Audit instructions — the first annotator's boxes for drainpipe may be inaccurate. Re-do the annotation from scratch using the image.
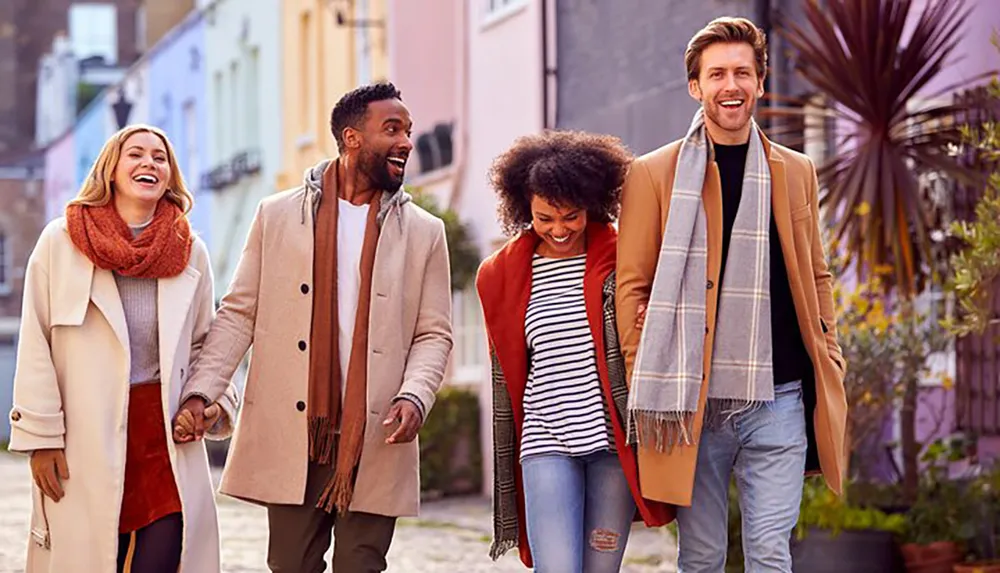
[755,0,774,128]
[541,0,557,129]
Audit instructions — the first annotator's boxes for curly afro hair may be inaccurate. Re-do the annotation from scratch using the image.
[330,82,403,152]
[489,130,633,237]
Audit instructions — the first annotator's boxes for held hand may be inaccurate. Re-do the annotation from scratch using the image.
[30,449,69,502]
[636,303,647,331]
[383,400,422,445]
[172,396,209,443]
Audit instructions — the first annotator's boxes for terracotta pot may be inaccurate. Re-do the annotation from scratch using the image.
[954,561,1000,573]
[902,542,963,573]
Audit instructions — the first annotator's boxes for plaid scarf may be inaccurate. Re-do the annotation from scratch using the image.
[628,109,774,451]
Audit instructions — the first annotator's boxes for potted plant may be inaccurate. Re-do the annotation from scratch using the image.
[954,464,1000,573]
[789,478,907,573]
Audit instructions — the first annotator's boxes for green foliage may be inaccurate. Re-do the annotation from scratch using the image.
[945,52,1000,337]
[796,478,908,540]
[77,83,102,114]
[418,386,482,496]
[410,190,481,292]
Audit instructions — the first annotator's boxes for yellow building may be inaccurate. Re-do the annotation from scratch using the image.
[278,0,389,189]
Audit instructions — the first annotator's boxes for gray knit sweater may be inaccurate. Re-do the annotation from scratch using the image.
[114,222,160,384]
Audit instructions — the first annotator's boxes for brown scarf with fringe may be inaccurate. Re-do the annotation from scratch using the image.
[65,199,192,279]
[309,162,381,514]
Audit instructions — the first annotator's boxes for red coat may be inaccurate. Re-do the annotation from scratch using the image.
[477,222,674,567]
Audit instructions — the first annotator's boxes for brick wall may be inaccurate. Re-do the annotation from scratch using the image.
[0,176,45,321]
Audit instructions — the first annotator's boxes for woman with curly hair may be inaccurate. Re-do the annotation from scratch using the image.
[477,130,673,572]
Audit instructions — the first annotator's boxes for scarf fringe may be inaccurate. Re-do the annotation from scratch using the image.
[704,398,767,429]
[489,537,518,562]
[628,409,696,453]
[308,417,336,464]
[316,469,354,515]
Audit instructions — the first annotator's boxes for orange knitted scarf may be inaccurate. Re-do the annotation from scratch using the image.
[66,199,192,279]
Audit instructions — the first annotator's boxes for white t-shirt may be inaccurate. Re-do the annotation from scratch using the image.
[337,198,371,400]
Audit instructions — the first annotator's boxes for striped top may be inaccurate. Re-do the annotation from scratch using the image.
[520,253,614,461]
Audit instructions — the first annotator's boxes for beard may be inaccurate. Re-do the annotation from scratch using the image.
[358,148,403,193]
[703,92,756,134]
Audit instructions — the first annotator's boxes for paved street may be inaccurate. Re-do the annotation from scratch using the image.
[0,453,677,572]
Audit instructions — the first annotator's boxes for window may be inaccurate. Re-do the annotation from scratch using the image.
[183,101,198,192]
[246,48,260,146]
[135,1,147,53]
[486,0,521,13]
[299,11,313,134]
[229,61,241,156]
[214,71,225,158]
[0,232,11,295]
[355,0,372,85]
[69,3,118,64]
[483,0,527,22]
[451,286,487,384]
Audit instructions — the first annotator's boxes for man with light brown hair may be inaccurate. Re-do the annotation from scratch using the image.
[617,17,847,572]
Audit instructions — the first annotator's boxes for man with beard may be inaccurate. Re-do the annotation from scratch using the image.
[616,18,847,572]
[174,82,453,572]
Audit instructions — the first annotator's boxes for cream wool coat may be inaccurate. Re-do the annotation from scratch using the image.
[7,218,238,573]
[182,171,454,518]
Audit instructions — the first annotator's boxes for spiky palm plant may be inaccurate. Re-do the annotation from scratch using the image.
[767,0,992,501]
[769,0,987,295]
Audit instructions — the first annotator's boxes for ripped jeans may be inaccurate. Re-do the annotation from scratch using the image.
[521,450,636,572]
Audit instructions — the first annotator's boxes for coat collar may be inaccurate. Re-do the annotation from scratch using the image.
[51,221,201,378]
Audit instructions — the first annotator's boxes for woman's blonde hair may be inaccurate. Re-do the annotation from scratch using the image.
[69,124,194,214]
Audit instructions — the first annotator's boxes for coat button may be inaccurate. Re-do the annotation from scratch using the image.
[296,401,306,412]
[10,410,20,422]
[707,280,715,289]
[300,284,309,294]
[298,340,307,351]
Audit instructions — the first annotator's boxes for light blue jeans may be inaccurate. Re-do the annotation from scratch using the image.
[677,380,808,573]
[521,450,636,572]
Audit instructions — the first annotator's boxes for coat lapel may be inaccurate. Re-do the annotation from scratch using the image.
[764,135,801,298]
[90,268,130,357]
[157,265,201,391]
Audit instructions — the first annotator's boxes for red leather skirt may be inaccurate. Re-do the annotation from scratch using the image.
[119,381,182,534]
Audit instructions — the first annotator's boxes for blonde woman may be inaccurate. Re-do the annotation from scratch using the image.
[7,124,238,573]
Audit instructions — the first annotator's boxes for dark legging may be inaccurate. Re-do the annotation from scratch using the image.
[116,512,183,573]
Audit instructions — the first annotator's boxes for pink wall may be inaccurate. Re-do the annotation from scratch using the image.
[387,0,462,144]
[43,131,76,222]
[913,0,998,96]
[460,0,544,254]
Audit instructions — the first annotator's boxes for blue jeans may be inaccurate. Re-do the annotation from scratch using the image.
[677,380,808,573]
[521,450,636,572]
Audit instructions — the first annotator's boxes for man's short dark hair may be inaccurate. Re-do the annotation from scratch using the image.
[330,82,403,152]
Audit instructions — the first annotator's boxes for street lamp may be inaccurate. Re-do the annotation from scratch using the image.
[112,87,132,130]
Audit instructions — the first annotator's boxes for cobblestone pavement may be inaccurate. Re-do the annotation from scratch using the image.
[0,453,677,572]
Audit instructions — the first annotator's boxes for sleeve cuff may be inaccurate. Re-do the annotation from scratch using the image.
[393,393,426,422]
[8,406,65,452]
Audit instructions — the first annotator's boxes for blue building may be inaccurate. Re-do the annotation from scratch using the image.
[148,11,211,245]
[73,99,109,191]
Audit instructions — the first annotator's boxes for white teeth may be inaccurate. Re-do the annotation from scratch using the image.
[134,174,157,183]
[387,157,406,166]
[552,236,570,243]
[721,100,743,107]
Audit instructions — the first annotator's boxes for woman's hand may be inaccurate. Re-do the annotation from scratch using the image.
[636,303,647,331]
[173,401,221,443]
[30,449,69,502]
